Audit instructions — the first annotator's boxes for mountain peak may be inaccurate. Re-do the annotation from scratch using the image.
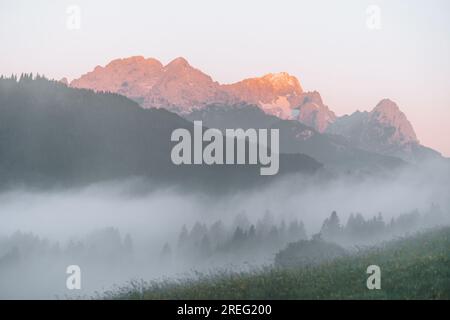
[70,56,164,94]
[373,98,400,114]
[327,98,420,160]
[369,99,418,144]
[69,56,417,145]
[165,57,191,69]
[106,56,162,68]
[221,72,304,119]
[293,91,336,132]
[261,72,303,93]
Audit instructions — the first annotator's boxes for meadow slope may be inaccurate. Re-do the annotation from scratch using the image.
[104,227,450,300]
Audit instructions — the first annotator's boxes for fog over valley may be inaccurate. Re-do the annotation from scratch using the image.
[0,73,449,299]
[1,159,449,298]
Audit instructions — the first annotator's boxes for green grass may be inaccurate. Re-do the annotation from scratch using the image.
[104,227,450,300]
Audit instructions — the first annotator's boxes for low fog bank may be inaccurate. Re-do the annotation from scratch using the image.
[0,160,449,299]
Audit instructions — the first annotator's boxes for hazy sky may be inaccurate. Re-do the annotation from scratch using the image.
[1,0,449,156]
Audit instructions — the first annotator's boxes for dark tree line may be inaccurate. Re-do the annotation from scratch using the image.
[319,203,445,244]
[167,203,447,264]
[170,211,307,262]
[275,203,447,268]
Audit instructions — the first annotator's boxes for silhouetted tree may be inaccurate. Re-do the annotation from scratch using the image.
[320,211,342,241]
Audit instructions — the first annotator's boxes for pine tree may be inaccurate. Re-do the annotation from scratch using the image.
[320,211,342,241]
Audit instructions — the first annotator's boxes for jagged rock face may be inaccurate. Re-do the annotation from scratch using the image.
[142,57,236,113]
[368,99,418,146]
[326,99,429,161]
[70,57,429,149]
[185,104,407,171]
[71,56,164,97]
[72,56,237,113]
[69,58,441,163]
[70,56,334,131]
[222,72,304,119]
[292,92,336,133]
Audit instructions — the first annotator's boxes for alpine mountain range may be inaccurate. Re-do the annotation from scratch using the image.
[70,56,442,164]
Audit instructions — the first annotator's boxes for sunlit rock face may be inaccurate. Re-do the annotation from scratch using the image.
[71,56,333,131]
[222,72,304,119]
[71,56,431,159]
[71,56,232,113]
[71,56,165,96]
[291,91,337,133]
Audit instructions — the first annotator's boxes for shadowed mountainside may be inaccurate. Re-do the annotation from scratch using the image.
[0,75,322,190]
[186,103,406,172]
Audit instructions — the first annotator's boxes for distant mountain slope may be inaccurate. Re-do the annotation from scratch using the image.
[71,56,233,114]
[0,76,321,190]
[186,104,405,172]
[70,56,443,163]
[327,99,442,162]
[291,91,336,133]
[222,72,304,119]
[70,56,333,132]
